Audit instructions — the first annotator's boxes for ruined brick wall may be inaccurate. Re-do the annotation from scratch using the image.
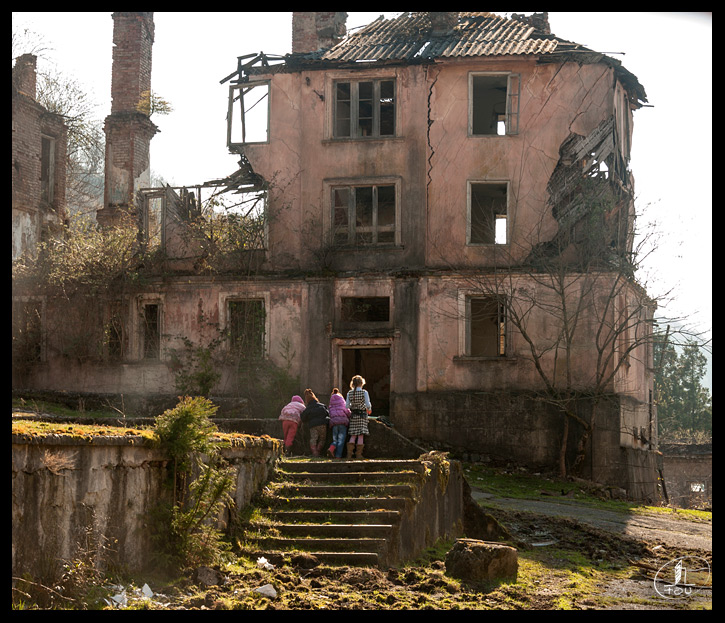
[12,54,68,259]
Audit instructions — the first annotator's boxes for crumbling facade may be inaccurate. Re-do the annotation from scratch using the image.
[12,12,660,498]
[12,53,68,260]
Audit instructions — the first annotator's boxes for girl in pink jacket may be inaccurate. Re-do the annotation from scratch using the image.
[327,388,351,458]
[279,395,305,455]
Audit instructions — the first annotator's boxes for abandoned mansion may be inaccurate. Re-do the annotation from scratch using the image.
[12,12,660,499]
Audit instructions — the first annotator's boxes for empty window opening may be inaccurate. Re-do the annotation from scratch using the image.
[470,297,506,357]
[341,347,391,417]
[228,299,266,358]
[470,182,508,244]
[341,297,390,322]
[334,79,395,138]
[40,136,56,203]
[143,303,160,360]
[690,482,706,493]
[228,81,269,147]
[470,73,519,136]
[333,184,396,246]
[106,301,126,361]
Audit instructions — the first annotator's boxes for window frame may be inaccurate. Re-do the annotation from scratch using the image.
[467,180,509,246]
[227,80,271,150]
[332,77,397,139]
[220,292,271,359]
[458,291,509,358]
[468,72,520,137]
[326,177,401,248]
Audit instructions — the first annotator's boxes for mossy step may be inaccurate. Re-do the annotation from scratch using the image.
[280,471,419,484]
[276,483,415,498]
[243,536,389,554]
[268,496,409,512]
[239,548,380,567]
[281,459,425,474]
[267,510,401,524]
[254,523,395,539]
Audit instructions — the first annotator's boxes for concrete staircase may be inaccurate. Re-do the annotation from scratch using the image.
[238,457,430,567]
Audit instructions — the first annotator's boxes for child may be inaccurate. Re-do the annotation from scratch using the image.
[300,388,329,457]
[327,388,351,458]
[345,375,371,459]
[278,395,305,455]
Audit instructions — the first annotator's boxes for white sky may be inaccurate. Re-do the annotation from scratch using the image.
[12,11,712,383]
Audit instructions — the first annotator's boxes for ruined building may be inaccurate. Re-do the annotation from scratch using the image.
[12,53,68,260]
[12,12,660,499]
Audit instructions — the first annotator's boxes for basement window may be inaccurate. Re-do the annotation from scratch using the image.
[341,297,390,322]
[469,297,507,357]
[227,81,270,149]
[332,182,397,246]
[334,78,396,138]
[469,73,520,136]
[228,299,266,358]
[469,182,508,245]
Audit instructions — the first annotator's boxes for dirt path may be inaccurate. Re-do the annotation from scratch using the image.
[471,488,712,552]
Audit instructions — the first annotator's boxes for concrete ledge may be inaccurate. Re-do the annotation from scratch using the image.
[12,432,281,579]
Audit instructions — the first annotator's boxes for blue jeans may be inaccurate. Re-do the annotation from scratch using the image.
[331,425,348,458]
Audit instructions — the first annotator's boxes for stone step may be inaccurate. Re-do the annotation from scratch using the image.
[267,510,401,524]
[240,547,381,567]
[244,536,389,555]
[276,483,415,498]
[268,496,409,512]
[281,459,425,474]
[253,523,396,539]
[279,471,419,485]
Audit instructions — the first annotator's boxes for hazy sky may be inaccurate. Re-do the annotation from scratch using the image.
[12,12,712,382]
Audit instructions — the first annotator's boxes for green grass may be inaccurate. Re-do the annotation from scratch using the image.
[462,463,712,522]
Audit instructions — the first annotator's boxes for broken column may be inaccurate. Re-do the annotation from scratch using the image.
[98,11,158,227]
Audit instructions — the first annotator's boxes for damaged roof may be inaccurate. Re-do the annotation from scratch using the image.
[316,12,561,61]
[294,11,648,107]
[227,12,646,107]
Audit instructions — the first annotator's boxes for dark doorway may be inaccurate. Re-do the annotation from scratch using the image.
[341,347,390,417]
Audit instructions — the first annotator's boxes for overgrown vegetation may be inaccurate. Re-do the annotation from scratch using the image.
[150,397,236,571]
[654,333,712,442]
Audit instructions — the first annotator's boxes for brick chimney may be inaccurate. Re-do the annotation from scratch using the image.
[292,12,347,53]
[98,12,158,227]
[12,54,37,99]
[429,12,458,36]
[511,12,551,35]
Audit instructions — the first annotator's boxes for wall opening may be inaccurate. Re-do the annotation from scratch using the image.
[341,347,390,417]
